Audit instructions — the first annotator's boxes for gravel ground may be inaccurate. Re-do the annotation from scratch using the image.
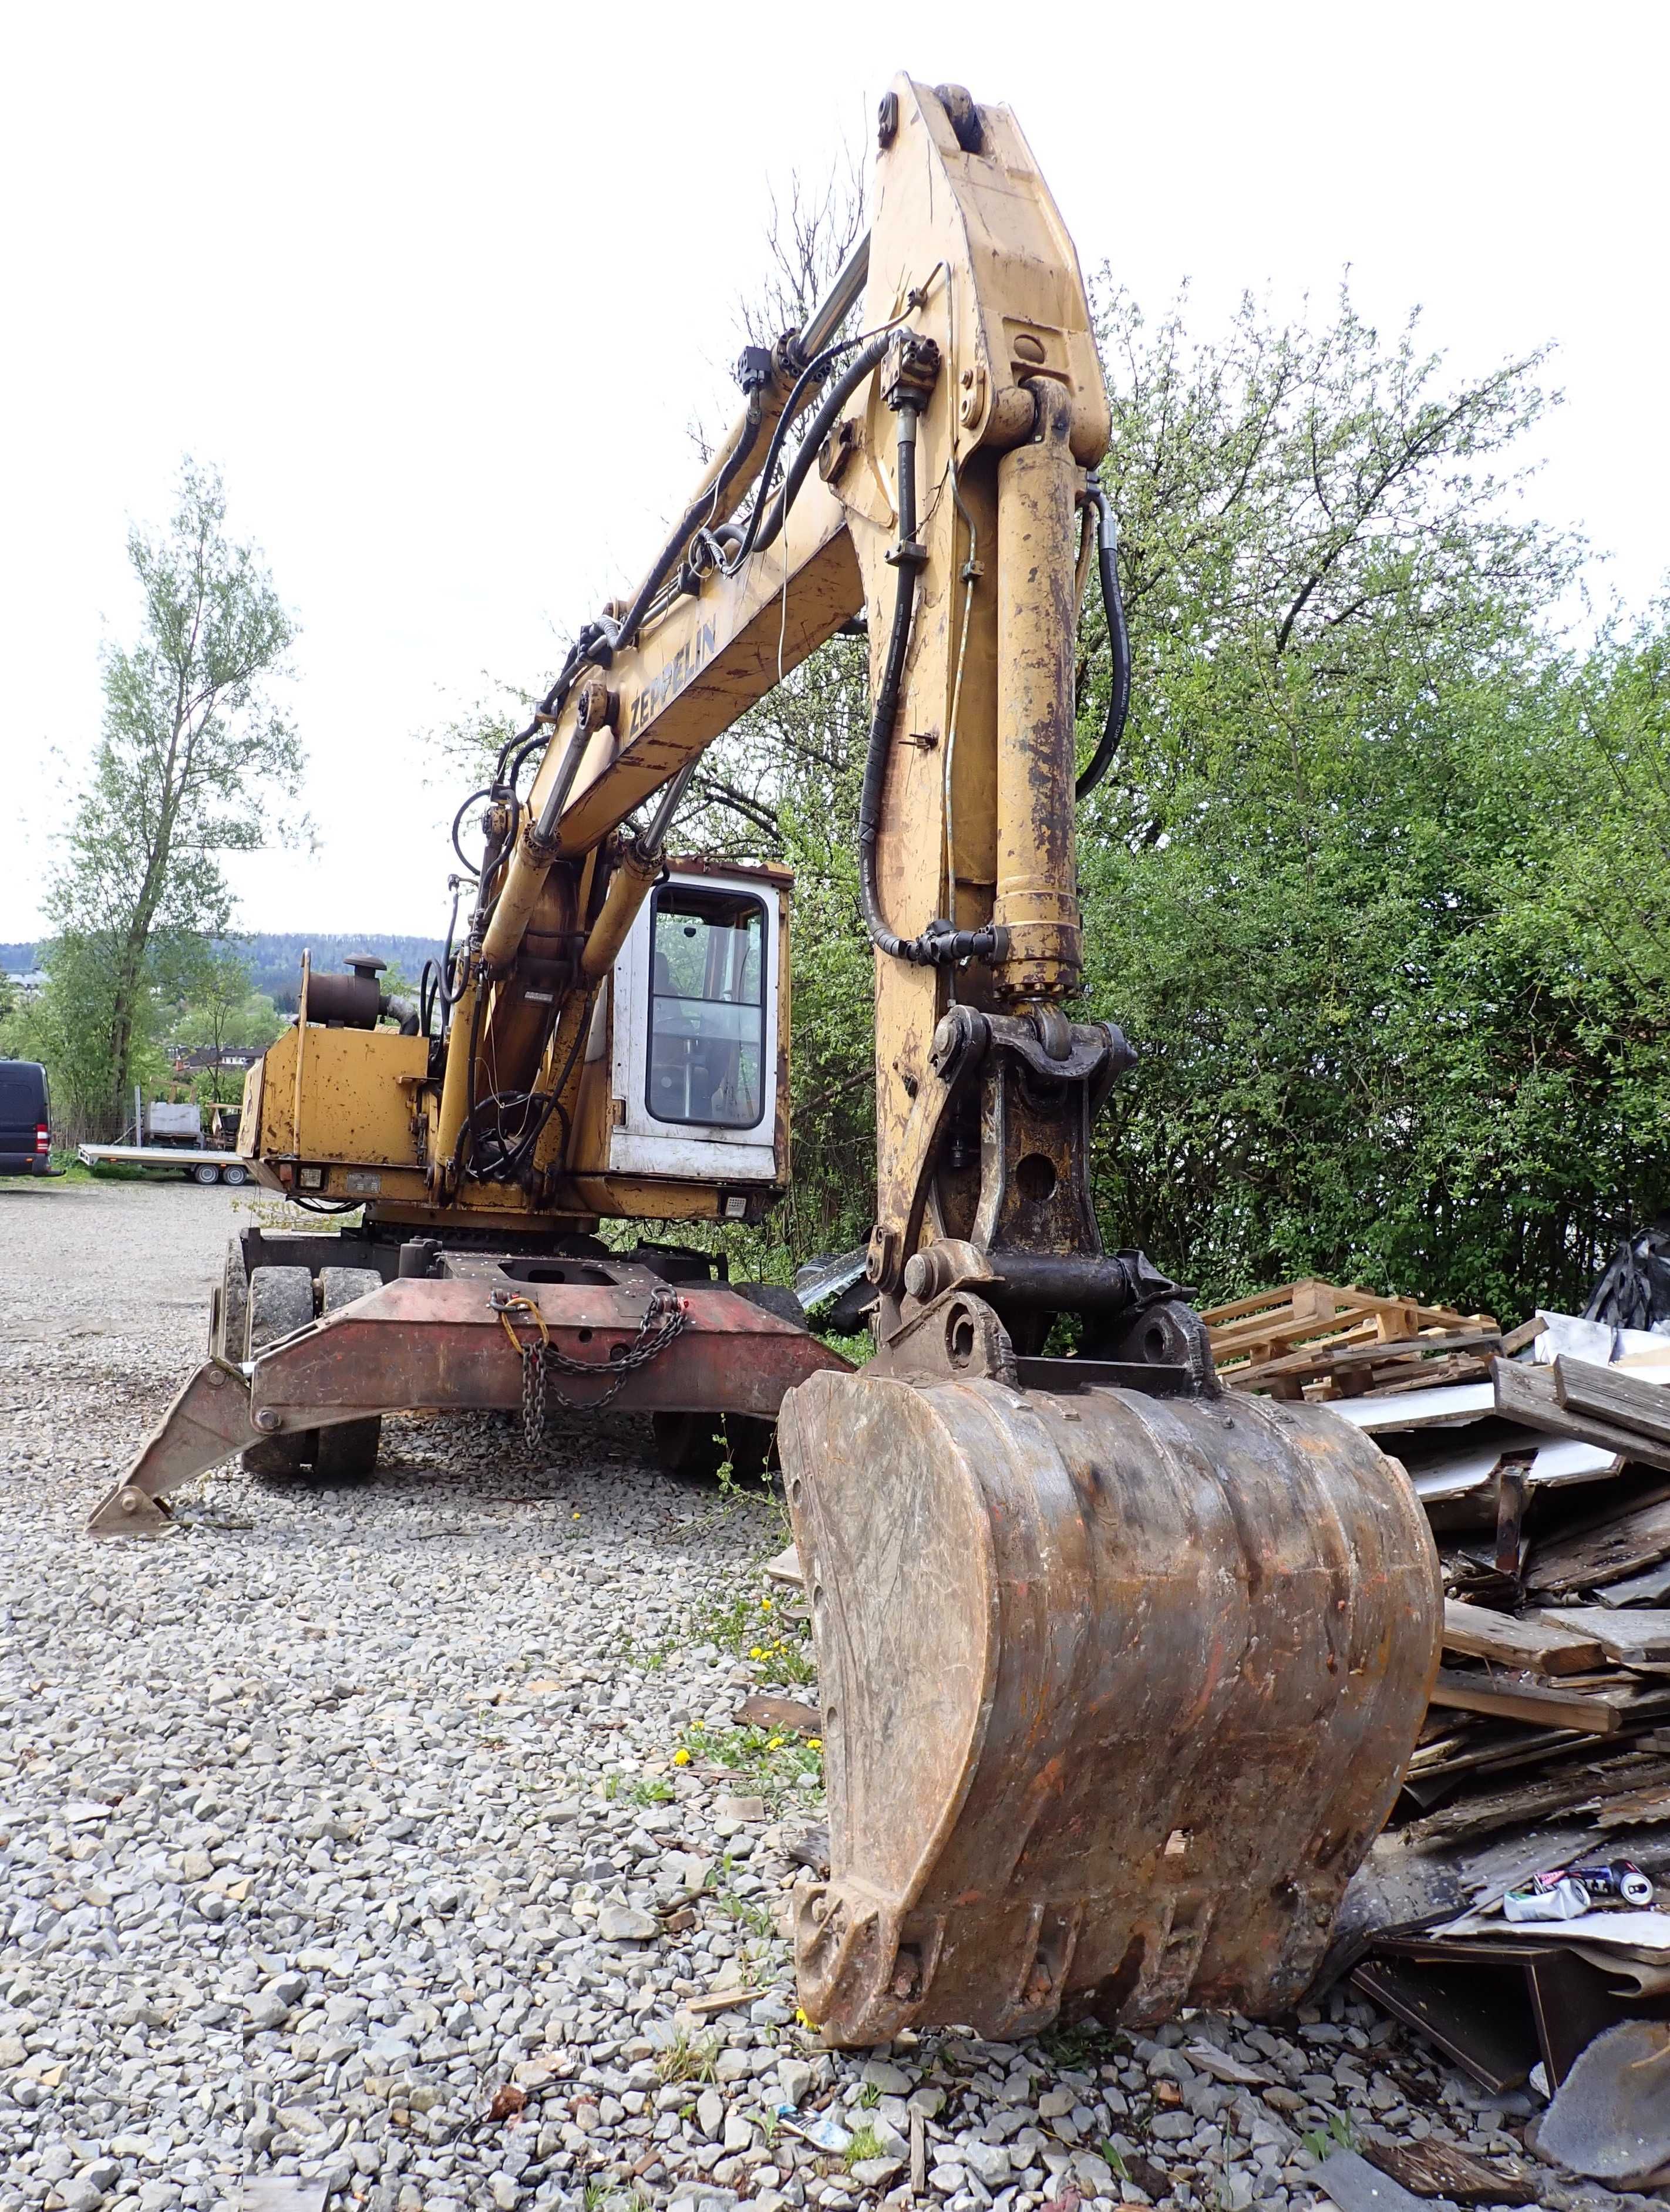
[0,1179,1649,2212]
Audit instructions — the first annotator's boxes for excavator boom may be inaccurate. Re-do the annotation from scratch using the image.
[89,74,1440,2043]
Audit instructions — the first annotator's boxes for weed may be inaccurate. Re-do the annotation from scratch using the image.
[655,2028,720,2086]
[629,1776,676,1807]
[716,1888,777,1939]
[857,2081,882,2109]
[1041,2019,1124,2069]
[1100,2141,1129,2183]
[1302,2111,1358,2160]
[844,2123,885,2169]
[677,1722,822,1809]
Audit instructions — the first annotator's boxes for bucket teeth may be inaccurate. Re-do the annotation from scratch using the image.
[777,1368,1440,2046]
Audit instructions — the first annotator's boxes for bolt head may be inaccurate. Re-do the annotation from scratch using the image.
[252,1407,282,1433]
[119,1487,143,1515]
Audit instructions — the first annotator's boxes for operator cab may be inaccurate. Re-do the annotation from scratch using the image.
[598,859,786,1188]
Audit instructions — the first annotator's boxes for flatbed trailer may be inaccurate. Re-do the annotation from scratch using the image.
[76,1143,251,1187]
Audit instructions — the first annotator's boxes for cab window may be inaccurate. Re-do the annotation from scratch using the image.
[645,888,766,1129]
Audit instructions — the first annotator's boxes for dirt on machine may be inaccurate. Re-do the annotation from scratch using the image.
[89,75,1441,2045]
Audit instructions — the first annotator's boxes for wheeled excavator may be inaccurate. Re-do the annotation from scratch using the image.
[89,76,1440,2045]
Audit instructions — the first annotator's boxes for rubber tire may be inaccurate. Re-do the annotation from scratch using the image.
[217,1238,249,1364]
[652,1410,773,1483]
[242,1265,318,1474]
[191,1162,222,1186]
[735,1281,809,1330]
[313,1267,383,1479]
[220,1163,248,1187]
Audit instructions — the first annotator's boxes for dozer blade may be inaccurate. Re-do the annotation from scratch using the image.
[777,1369,1440,2044]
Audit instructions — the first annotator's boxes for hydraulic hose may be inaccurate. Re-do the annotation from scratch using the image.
[721,332,892,574]
[1074,479,1132,802]
[858,400,1003,970]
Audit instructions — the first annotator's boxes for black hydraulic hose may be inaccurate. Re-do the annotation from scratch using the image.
[450,788,493,877]
[1074,479,1132,802]
[604,387,781,656]
[858,402,1003,971]
[720,331,892,574]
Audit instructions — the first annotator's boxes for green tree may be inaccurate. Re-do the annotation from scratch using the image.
[1074,284,1627,1315]
[38,461,302,1138]
[171,944,285,1100]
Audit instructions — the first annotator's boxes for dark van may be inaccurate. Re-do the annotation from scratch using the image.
[0,1060,57,1176]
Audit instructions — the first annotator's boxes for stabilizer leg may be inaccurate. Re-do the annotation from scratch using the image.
[86,1361,262,1535]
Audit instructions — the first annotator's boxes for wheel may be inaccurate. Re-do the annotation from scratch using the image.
[312,1267,382,1479]
[217,1238,249,1363]
[220,1163,248,1187]
[190,1163,222,1186]
[652,1411,773,1482]
[242,1265,318,1474]
[735,1281,808,1330]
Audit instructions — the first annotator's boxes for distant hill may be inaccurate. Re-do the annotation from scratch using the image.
[243,935,448,1010]
[4,932,448,1011]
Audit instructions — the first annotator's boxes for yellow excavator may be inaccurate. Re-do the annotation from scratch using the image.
[90,76,1440,2046]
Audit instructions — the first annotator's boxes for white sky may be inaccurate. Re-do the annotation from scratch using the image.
[1,1,1664,946]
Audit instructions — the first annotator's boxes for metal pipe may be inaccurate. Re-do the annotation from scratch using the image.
[799,230,871,356]
[993,383,1082,1001]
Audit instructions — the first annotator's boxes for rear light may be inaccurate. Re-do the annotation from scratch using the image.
[35,1124,49,1154]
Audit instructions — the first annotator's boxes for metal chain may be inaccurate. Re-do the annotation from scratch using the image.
[493,1285,689,1447]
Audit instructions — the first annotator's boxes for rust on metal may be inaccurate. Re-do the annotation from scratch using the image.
[85,1274,850,1535]
[778,1365,1441,2045]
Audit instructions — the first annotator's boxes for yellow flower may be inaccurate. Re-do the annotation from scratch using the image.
[749,1647,766,1659]
[759,1597,772,1610]
[767,1736,786,1749]
[808,1737,823,1750]
[672,1748,691,1767]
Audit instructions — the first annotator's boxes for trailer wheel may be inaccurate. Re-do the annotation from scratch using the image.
[190,1162,222,1186]
[220,1163,248,1187]
[652,1412,773,1483]
[313,1267,383,1480]
[241,1265,319,1475]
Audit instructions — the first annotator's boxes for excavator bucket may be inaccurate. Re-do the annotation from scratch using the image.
[777,1366,1440,2045]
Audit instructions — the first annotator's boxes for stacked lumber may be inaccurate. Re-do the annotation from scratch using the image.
[1370,1327,1670,1851]
[1202,1277,1502,1399]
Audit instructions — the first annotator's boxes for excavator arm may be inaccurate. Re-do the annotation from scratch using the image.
[88,75,1442,2046]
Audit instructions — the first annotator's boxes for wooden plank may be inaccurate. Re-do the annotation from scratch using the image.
[1527,1491,1670,1595]
[1426,1668,1620,1734]
[1403,1754,1670,1850]
[1494,1463,1528,1578]
[1524,1605,1670,1666]
[1554,1355,1670,1446]
[1492,1359,1670,1473]
[1441,1600,1605,1675]
[735,1692,821,1737]
[1597,1785,1670,1828]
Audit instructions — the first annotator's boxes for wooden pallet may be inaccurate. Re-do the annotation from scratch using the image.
[1202,1277,1494,1380]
